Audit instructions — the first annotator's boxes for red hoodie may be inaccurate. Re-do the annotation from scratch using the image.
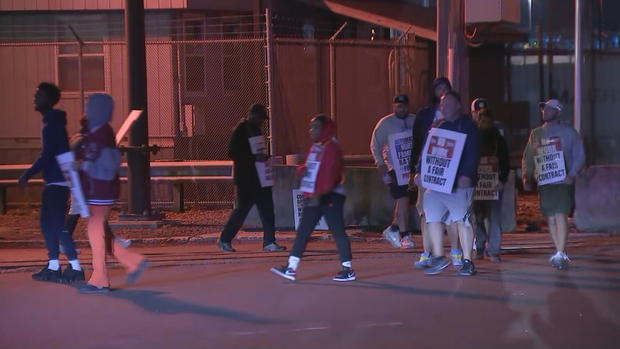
[297,119,344,197]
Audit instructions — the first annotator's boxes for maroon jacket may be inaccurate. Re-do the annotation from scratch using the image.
[76,124,120,205]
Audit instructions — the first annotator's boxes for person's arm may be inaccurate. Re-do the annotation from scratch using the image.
[521,129,536,189]
[370,121,385,168]
[568,129,586,179]
[20,125,54,184]
[228,124,251,162]
[410,110,427,170]
[313,142,343,197]
[497,131,510,183]
[458,122,480,187]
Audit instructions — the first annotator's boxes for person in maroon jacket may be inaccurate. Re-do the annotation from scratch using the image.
[76,93,148,294]
[271,114,355,282]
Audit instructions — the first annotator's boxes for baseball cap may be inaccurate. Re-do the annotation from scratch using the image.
[393,94,409,104]
[471,98,489,113]
[539,99,562,112]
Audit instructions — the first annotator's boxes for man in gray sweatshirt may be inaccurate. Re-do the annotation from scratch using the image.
[522,99,586,270]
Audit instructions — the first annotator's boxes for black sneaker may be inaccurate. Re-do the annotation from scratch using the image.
[78,283,111,294]
[126,259,149,286]
[333,267,356,282]
[217,240,236,253]
[424,256,451,275]
[263,242,287,252]
[32,266,62,283]
[61,265,85,284]
[457,259,477,276]
[270,265,296,281]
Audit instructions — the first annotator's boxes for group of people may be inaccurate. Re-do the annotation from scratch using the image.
[22,83,148,294]
[22,75,585,290]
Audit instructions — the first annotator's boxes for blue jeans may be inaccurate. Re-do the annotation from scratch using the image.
[473,189,504,256]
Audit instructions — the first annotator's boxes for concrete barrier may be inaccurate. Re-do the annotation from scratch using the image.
[244,165,517,232]
[575,165,620,232]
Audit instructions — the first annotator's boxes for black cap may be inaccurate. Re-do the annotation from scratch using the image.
[432,77,452,91]
[249,103,268,119]
[471,98,489,112]
[393,94,409,104]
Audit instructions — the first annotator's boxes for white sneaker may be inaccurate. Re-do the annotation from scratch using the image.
[382,226,401,248]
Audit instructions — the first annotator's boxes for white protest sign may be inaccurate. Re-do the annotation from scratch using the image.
[115,110,143,145]
[388,131,413,186]
[248,136,267,155]
[292,189,328,230]
[474,156,499,201]
[534,138,567,185]
[421,128,467,194]
[56,152,90,217]
[299,144,323,194]
[255,158,274,188]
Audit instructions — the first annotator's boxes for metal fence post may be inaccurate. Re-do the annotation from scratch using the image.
[265,8,276,156]
[329,22,347,122]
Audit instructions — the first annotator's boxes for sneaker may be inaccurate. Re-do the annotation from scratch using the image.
[414,254,432,269]
[400,235,415,249]
[333,267,356,282]
[549,252,570,270]
[489,255,502,263]
[78,283,111,294]
[457,259,477,276]
[263,242,287,252]
[382,226,401,248]
[60,265,85,284]
[270,265,296,281]
[424,256,451,275]
[115,237,132,248]
[126,260,149,285]
[217,240,236,253]
[451,250,464,267]
[32,266,62,283]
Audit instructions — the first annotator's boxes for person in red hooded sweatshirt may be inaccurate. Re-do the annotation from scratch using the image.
[270,114,355,282]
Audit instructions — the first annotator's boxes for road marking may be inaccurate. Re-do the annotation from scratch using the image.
[364,322,404,328]
[292,326,330,332]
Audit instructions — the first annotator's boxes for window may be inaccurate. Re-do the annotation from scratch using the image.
[221,22,242,93]
[183,18,207,95]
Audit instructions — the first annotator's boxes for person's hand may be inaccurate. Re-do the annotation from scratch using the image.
[457,176,472,188]
[522,178,533,192]
[18,174,28,188]
[378,166,391,185]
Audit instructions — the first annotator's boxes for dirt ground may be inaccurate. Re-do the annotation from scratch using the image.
[0,193,550,242]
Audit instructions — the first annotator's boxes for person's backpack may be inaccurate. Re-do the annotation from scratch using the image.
[83,147,121,181]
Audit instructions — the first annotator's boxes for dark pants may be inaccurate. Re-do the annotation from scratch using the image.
[290,193,352,263]
[41,185,77,260]
[220,185,276,245]
[473,189,504,256]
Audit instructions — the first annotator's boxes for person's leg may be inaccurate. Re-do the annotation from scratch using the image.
[554,212,569,253]
[452,188,475,261]
[448,222,460,252]
[473,201,489,255]
[548,215,559,248]
[427,222,445,258]
[487,190,504,257]
[64,214,80,238]
[458,221,475,261]
[323,194,352,264]
[396,197,410,237]
[219,185,255,243]
[423,190,448,258]
[289,203,323,264]
[255,187,277,245]
[86,205,110,288]
[40,186,61,263]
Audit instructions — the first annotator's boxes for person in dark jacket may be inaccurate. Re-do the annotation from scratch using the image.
[76,93,148,294]
[470,98,510,263]
[271,114,354,282]
[414,91,481,276]
[410,77,463,269]
[218,104,286,253]
[19,82,84,283]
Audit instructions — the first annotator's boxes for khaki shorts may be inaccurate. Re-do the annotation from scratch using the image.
[423,187,474,224]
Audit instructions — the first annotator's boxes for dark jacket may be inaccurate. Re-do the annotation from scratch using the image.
[21,109,70,184]
[229,120,263,189]
[417,114,481,188]
[410,104,438,169]
[76,124,120,203]
[479,125,510,183]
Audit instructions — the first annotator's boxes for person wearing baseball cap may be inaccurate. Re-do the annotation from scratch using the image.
[522,98,586,270]
[470,98,510,263]
[371,94,416,249]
